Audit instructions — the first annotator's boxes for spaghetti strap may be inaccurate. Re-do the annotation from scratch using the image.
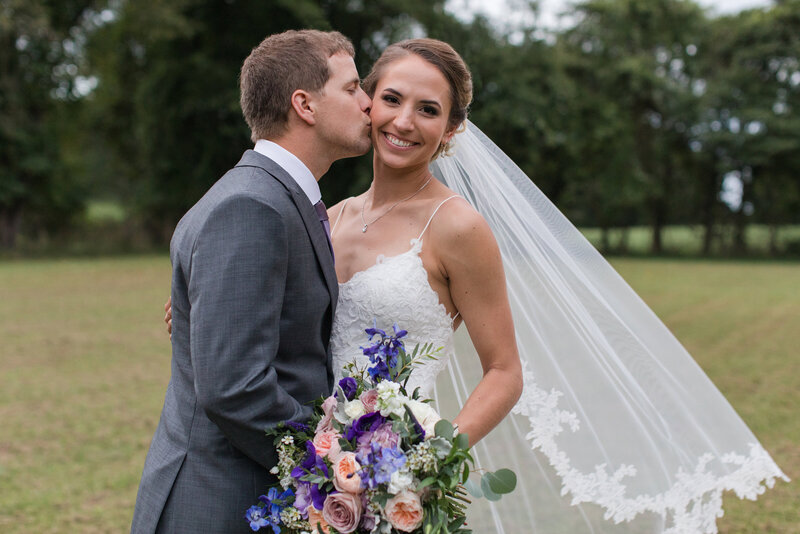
[417,195,460,240]
[331,197,351,236]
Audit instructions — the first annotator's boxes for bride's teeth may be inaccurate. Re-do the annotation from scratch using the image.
[386,133,413,147]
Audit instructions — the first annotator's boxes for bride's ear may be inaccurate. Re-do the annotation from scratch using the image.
[290,89,317,126]
[441,127,457,147]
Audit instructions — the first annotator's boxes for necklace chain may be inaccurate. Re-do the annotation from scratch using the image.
[360,176,433,233]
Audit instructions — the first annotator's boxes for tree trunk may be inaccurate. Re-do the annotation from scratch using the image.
[600,225,611,255]
[768,223,779,256]
[651,207,664,255]
[0,204,23,249]
[700,172,719,256]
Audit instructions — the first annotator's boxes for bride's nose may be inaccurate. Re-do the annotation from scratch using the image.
[392,106,414,131]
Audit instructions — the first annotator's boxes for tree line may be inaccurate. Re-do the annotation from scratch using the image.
[1,0,798,255]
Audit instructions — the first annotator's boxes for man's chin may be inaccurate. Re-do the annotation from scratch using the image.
[350,139,373,157]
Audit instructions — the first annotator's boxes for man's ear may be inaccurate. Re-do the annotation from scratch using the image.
[290,89,316,126]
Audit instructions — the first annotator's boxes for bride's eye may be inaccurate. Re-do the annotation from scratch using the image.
[421,105,439,116]
[382,94,400,105]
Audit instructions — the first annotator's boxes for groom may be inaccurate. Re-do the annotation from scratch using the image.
[131,30,372,533]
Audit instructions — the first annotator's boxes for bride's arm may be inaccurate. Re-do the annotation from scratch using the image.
[433,201,523,447]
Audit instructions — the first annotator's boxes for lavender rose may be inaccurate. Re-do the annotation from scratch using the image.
[357,421,399,455]
[322,492,362,534]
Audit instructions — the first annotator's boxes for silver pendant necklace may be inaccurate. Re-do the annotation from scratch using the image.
[360,176,433,233]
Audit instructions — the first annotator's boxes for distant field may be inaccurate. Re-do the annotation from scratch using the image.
[581,224,800,256]
[0,255,796,532]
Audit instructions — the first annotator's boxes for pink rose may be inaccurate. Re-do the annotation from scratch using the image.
[333,452,363,494]
[313,429,341,458]
[316,396,338,433]
[359,389,379,412]
[322,491,362,534]
[384,490,424,532]
[327,436,342,462]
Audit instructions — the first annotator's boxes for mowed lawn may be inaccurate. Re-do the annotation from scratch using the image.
[0,255,797,533]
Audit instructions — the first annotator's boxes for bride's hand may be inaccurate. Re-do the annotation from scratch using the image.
[165,296,172,338]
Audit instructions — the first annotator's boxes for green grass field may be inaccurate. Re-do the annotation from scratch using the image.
[0,256,797,532]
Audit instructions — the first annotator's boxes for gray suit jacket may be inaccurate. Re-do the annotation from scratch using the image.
[131,150,338,533]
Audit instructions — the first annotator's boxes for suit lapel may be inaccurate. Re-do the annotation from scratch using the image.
[234,151,338,312]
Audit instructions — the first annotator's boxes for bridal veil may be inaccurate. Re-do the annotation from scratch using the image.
[429,121,787,533]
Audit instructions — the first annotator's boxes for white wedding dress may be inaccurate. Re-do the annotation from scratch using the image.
[330,196,459,398]
[327,122,787,534]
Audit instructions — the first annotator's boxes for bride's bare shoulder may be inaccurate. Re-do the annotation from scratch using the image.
[428,195,497,254]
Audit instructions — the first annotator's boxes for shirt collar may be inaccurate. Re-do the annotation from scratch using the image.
[253,139,321,205]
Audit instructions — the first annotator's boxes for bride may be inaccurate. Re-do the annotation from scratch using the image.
[167,38,787,533]
[326,38,787,533]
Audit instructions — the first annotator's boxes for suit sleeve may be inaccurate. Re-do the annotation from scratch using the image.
[188,193,312,467]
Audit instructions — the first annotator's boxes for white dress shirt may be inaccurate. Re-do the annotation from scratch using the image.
[253,139,321,205]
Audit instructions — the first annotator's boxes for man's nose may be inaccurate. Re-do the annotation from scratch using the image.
[358,88,371,113]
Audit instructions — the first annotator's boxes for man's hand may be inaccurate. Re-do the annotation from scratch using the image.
[165,296,172,338]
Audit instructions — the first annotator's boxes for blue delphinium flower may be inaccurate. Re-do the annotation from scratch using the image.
[361,321,408,382]
[367,359,391,382]
[284,420,310,433]
[356,443,407,490]
[374,446,407,484]
[245,505,271,532]
[336,376,358,400]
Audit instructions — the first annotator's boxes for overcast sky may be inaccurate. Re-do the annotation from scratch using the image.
[447,0,774,30]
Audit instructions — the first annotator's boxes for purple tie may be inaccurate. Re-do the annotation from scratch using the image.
[314,199,334,263]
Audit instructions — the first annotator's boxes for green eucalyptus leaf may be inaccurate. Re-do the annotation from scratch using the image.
[480,475,502,501]
[463,478,483,498]
[434,419,454,440]
[485,469,517,494]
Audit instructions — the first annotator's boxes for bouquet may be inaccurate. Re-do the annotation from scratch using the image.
[245,323,516,533]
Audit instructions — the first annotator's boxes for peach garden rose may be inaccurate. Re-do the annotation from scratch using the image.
[384,490,424,532]
[333,452,364,494]
[307,505,330,534]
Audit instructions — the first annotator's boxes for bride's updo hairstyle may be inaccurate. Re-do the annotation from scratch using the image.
[363,38,473,159]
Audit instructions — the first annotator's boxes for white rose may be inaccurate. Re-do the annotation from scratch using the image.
[376,381,407,417]
[344,399,366,419]
[387,469,414,494]
[405,399,441,439]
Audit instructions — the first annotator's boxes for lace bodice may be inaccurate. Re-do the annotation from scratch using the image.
[330,197,458,397]
[330,237,455,396]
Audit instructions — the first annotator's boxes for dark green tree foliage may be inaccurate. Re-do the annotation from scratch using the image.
[3,0,798,254]
[86,0,468,241]
[0,0,94,248]
[696,1,800,254]
[563,0,707,253]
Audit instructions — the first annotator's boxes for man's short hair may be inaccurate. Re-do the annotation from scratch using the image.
[240,30,355,141]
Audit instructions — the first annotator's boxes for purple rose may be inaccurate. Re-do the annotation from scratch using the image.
[336,377,358,401]
[344,411,386,441]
